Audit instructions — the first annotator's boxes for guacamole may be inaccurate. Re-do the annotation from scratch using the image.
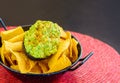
[24,20,61,59]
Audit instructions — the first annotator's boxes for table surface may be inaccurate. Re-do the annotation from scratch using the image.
[0,0,120,53]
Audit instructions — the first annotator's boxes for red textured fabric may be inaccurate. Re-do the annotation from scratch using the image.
[0,26,120,83]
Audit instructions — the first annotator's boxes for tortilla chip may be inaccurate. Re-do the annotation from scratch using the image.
[48,39,70,68]
[4,53,13,65]
[59,27,67,38]
[10,50,36,73]
[0,47,1,54]
[10,65,19,71]
[71,38,78,62]
[65,31,71,39]
[1,26,24,42]
[11,53,16,61]
[4,41,23,53]
[8,33,25,42]
[0,43,6,64]
[69,37,73,59]
[47,54,71,73]
[63,49,70,57]
[30,63,42,74]
[38,61,49,73]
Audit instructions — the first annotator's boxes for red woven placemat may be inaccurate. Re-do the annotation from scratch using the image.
[0,27,120,83]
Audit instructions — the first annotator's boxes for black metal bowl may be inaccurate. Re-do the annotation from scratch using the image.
[0,25,93,76]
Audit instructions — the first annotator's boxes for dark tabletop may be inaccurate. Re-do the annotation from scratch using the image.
[0,0,120,53]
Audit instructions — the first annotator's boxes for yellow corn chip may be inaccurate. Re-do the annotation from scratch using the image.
[11,53,16,61]
[48,39,70,69]
[10,65,19,71]
[69,38,73,59]
[59,27,67,38]
[47,54,71,73]
[65,31,71,39]
[30,63,42,74]
[8,33,25,42]
[10,50,36,73]
[38,61,48,73]
[4,41,23,53]
[0,47,1,54]
[0,43,6,64]
[71,38,78,62]
[1,26,24,42]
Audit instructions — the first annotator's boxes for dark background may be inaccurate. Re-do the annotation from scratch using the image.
[0,0,120,53]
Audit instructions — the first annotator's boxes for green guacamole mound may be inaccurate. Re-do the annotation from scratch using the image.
[24,20,61,59]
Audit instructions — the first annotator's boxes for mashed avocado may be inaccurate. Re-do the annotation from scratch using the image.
[24,20,61,59]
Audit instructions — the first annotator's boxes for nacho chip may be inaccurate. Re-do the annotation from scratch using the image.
[71,38,78,62]
[30,63,42,74]
[10,65,19,71]
[4,53,13,65]
[38,61,49,73]
[4,41,23,53]
[11,53,16,62]
[10,53,18,65]
[10,50,36,73]
[0,43,6,64]
[48,39,70,68]
[47,54,71,73]
[8,33,25,42]
[0,47,1,54]
[1,26,24,42]
[59,27,67,38]
[65,31,71,39]
[69,38,73,57]
[10,51,28,73]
